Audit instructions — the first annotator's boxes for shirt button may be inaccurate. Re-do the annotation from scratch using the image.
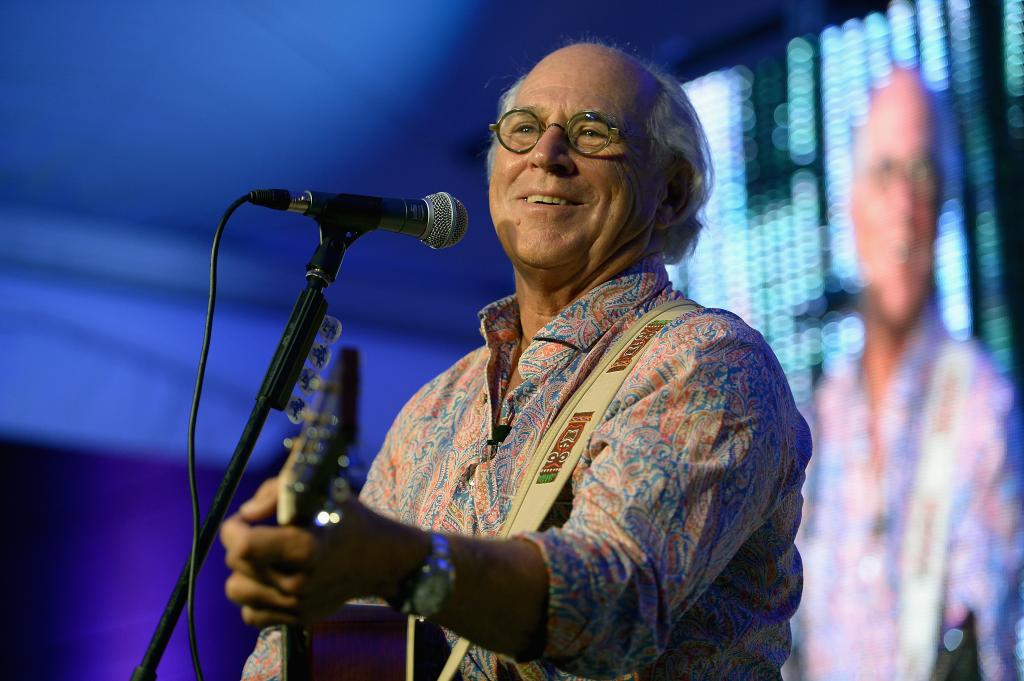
[857,552,882,583]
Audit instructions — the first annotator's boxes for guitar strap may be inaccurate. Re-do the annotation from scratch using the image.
[897,341,972,680]
[430,299,698,681]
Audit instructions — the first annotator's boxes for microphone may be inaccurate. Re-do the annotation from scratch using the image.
[487,424,511,447]
[248,189,468,250]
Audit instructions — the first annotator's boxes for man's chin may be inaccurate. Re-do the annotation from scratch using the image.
[503,236,587,274]
[864,289,930,337]
[511,252,582,275]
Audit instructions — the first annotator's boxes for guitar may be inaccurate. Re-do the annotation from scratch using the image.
[930,612,980,681]
[275,347,450,681]
[276,346,359,681]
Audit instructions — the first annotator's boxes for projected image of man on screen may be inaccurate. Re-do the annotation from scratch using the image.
[794,68,1024,681]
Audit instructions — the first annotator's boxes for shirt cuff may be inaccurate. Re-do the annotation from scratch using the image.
[240,626,282,681]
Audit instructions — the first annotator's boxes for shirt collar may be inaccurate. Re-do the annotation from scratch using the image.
[889,299,949,387]
[834,298,950,396]
[478,255,673,353]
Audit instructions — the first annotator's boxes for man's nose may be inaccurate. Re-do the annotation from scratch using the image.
[885,173,920,218]
[529,124,576,174]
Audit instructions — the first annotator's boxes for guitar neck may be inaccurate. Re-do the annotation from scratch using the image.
[277,347,360,681]
[278,348,360,527]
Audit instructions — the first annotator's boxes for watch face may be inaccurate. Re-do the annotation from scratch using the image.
[403,533,454,617]
[413,569,451,615]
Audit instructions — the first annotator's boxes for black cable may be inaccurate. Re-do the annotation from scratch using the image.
[187,195,249,681]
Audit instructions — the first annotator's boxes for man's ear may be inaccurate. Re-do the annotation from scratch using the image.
[655,162,692,231]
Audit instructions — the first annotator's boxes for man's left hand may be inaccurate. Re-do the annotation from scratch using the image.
[220,477,414,628]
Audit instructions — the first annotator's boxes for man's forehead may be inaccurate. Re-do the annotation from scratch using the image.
[511,90,623,119]
[864,71,933,155]
[514,49,655,121]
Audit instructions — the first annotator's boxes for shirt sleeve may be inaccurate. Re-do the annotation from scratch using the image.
[358,414,401,517]
[358,348,485,521]
[945,360,1024,681]
[520,313,811,676]
[240,627,282,681]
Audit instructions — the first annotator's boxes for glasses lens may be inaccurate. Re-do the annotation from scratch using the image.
[568,112,612,153]
[867,157,936,194]
[906,157,936,187]
[498,110,542,152]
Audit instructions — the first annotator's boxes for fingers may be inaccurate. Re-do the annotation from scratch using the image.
[220,494,376,629]
[221,509,323,629]
[241,605,302,629]
[225,571,301,612]
[228,568,325,627]
[238,476,280,522]
[222,516,318,575]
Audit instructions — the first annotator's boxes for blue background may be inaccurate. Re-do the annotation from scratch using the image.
[0,2,899,679]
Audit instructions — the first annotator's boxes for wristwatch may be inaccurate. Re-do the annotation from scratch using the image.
[397,532,455,617]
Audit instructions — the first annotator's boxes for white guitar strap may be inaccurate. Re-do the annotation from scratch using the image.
[429,299,698,681]
[897,342,972,680]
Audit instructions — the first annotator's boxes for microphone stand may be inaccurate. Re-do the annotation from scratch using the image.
[131,226,357,681]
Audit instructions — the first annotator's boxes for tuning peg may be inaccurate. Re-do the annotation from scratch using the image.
[319,315,342,344]
[308,342,332,371]
[297,366,322,395]
[285,393,309,425]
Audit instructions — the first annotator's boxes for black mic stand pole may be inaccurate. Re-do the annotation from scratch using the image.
[131,226,356,681]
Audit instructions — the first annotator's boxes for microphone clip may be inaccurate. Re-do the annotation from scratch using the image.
[486,423,512,448]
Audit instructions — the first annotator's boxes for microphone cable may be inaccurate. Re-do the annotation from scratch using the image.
[186,194,249,681]
[179,186,464,679]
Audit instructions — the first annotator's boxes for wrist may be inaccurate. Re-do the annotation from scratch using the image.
[340,502,432,603]
[390,532,456,617]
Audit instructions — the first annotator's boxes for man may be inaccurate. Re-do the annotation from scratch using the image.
[795,69,1023,679]
[222,43,811,679]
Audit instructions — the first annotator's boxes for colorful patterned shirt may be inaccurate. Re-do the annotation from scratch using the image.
[358,256,812,679]
[238,256,812,680]
[794,305,1024,680]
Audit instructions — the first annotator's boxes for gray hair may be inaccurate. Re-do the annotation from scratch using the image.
[486,44,712,263]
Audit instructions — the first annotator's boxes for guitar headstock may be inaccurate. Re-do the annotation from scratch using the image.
[277,346,360,527]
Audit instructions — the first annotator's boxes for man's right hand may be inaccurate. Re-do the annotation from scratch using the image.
[238,476,280,524]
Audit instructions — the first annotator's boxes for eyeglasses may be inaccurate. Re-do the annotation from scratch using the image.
[862,156,937,195]
[489,108,622,155]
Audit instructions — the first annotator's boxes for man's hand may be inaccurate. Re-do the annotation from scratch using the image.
[220,477,429,628]
[221,477,307,627]
[221,477,549,659]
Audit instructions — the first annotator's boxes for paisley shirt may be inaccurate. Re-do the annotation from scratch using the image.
[241,256,812,680]
[794,306,1024,681]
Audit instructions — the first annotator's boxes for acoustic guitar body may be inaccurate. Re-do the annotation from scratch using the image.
[307,605,451,681]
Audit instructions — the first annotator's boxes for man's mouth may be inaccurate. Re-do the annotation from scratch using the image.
[525,195,574,205]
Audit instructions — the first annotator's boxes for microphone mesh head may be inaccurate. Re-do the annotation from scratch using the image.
[423,192,468,249]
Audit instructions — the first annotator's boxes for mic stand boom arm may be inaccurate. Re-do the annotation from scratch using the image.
[131,225,357,681]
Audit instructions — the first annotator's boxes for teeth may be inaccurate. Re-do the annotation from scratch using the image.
[526,195,570,205]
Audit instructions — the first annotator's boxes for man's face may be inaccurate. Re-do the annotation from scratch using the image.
[851,69,939,334]
[488,45,672,283]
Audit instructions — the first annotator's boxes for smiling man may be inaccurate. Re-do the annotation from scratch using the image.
[222,43,812,680]
[793,69,1023,680]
